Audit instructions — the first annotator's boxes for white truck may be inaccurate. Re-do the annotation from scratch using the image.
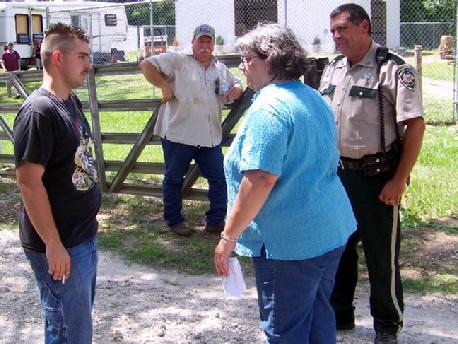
[0,1,129,68]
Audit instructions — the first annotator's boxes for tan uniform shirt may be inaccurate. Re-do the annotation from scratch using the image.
[319,41,423,159]
[147,52,240,147]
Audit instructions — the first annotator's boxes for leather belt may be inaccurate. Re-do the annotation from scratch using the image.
[339,157,364,170]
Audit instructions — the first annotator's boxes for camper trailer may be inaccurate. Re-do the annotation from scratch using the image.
[0,1,129,68]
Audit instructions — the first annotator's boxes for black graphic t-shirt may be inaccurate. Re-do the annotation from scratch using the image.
[14,88,101,252]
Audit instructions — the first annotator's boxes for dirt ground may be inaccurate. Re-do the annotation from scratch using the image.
[1,229,457,344]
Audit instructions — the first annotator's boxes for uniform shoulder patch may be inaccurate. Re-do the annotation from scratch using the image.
[399,67,416,91]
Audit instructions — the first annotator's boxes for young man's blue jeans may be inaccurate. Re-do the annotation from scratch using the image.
[161,138,227,227]
[24,238,98,344]
[253,245,345,344]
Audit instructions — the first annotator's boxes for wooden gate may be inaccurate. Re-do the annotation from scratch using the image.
[0,55,326,199]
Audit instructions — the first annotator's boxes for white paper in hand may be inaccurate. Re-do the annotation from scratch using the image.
[222,257,247,297]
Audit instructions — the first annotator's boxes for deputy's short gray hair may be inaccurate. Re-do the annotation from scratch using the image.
[236,23,307,80]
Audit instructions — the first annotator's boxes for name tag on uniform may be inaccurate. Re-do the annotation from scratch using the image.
[349,86,377,98]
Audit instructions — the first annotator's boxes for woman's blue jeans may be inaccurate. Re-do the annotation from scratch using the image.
[24,238,98,344]
[253,245,345,344]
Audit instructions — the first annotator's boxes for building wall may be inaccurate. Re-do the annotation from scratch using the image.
[277,0,370,53]
[175,0,400,54]
[175,0,235,52]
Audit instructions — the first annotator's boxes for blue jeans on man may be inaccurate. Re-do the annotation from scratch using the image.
[24,238,98,344]
[253,245,345,344]
[161,138,227,228]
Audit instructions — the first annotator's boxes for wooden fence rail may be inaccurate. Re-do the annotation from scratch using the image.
[0,55,327,199]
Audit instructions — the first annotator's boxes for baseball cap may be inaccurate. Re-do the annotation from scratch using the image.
[193,24,215,40]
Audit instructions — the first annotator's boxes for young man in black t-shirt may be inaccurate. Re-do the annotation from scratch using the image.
[14,23,101,343]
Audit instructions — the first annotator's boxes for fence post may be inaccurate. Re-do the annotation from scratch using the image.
[108,105,160,193]
[87,69,108,192]
[414,45,423,104]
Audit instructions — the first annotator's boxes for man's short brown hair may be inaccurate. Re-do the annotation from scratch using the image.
[41,23,89,70]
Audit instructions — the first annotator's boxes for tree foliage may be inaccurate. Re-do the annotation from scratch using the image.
[401,0,455,22]
[124,0,175,26]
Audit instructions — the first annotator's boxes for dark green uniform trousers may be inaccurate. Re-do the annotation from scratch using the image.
[331,167,404,335]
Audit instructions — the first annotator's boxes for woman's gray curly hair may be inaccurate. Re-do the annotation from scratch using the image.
[236,23,307,81]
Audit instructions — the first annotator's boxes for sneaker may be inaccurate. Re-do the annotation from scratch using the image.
[374,332,399,344]
[169,223,192,236]
[204,222,225,234]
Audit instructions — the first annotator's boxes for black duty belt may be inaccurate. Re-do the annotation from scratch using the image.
[339,157,364,170]
[339,152,399,177]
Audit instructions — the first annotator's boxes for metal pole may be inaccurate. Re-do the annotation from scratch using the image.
[46,6,49,31]
[149,0,153,47]
[283,0,287,26]
[28,7,33,48]
[98,13,102,56]
[149,0,155,97]
[454,1,458,124]
[414,45,423,104]
[89,14,94,63]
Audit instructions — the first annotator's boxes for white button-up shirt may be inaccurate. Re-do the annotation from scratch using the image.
[147,52,241,147]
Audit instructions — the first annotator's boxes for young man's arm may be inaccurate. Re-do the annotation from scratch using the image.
[16,161,70,280]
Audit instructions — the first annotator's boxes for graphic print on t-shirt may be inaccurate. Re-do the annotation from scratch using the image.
[72,134,98,191]
[71,109,98,191]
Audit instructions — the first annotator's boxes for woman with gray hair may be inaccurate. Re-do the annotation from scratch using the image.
[214,23,356,343]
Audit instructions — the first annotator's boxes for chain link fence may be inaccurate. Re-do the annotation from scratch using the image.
[0,0,456,117]
[45,1,456,111]
[40,1,455,60]
[0,0,456,177]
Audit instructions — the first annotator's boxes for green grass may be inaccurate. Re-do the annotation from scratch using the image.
[422,60,454,82]
[424,95,455,125]
[94,123,458,284]
[97,194,222,274]
[1,64,457,290]
[402,125,458,226]
[403,274,458,294]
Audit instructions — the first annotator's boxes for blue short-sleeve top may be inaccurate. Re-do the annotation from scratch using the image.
[224,80,356,260]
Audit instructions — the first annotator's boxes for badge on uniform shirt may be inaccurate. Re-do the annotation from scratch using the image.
[399,67,416,91]
[364,73,375,87]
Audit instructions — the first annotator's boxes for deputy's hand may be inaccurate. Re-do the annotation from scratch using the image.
[46,241,71,281]
[214,239,236,277]
[160,83,175,103]
[378,178,406,206]
[228,85,243,100]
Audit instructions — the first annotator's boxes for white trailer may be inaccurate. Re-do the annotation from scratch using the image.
[0,1,129,68]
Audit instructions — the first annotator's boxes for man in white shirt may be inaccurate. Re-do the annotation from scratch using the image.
[140,24,243,236]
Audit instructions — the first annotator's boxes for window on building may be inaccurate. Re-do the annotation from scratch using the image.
[234,0,277,37]
[105,14,117,27]
[32,14,43,34]
[15,14,30,43]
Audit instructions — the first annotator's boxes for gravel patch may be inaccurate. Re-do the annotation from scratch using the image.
[1,229,457,344]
